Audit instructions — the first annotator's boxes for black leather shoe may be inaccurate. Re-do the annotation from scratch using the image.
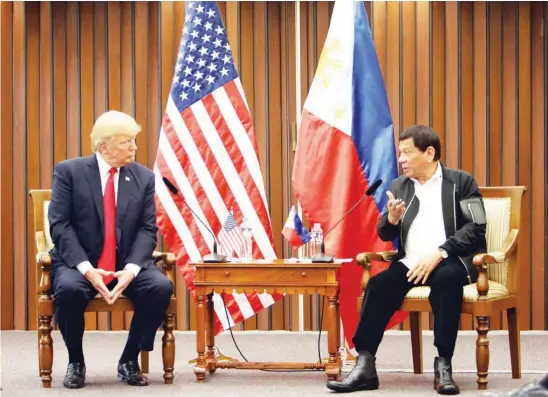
[117,360,148,386]
[434,356,460,395]
[483,380,548,397]
[63,362,86,389]
[326,351,379,393]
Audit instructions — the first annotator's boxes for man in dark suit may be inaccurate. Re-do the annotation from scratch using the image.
[327,125,487,395]
[48,110,173,388]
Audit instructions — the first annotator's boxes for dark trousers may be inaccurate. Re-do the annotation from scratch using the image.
[52,264,173,355]
[352,258,469,359]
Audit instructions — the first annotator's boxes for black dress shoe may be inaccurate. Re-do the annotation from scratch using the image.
[483,380,548,397]
[326,351,379,393]
[117,360,149,386]
[434,356,460,395]
[63,362,86,389]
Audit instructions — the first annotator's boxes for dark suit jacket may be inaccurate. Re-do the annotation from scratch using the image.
[48,154,158,272]
[377,162,487,283]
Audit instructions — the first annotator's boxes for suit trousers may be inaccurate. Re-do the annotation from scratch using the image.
[352,258,469,359]
[51,264,173,353]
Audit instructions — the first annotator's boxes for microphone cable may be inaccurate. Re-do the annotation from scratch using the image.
[220,292,327,373]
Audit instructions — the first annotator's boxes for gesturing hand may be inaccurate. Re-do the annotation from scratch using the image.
[109,270,136,304]
[84,268,114,302]
[406,250,443,285]
[386,191,406,225]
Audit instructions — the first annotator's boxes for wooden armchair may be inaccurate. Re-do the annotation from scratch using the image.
[29,189,178,388]
[356,186,525,390]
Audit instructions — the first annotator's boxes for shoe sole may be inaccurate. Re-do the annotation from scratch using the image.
[326,383,379,393]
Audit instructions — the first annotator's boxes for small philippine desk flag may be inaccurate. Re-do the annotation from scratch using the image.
[282,205,312,249]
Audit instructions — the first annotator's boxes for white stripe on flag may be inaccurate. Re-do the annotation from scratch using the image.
[234,77,250,116]
[257,291,276,307]
[212,293,233,329]
[232,292,255,319]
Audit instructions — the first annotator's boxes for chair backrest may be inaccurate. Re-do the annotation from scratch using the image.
[29,189,54,253]
[479,186,525,294]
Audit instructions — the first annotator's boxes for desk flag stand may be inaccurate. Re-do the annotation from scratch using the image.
[188,346,238,365]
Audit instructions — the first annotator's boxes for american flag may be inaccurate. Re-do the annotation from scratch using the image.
[153,1,281,333]
[217,211,244,257]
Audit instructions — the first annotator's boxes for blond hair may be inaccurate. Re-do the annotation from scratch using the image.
[90,110,141,152]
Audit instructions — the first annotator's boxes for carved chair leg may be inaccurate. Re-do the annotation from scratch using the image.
[140,351,149,374]
[162,313,175,384]
[39,315,54,388]
[507,307,521,379]
[476,316,490,390]
[409,312,423,374]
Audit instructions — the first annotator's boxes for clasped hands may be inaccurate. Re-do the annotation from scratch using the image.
[84,268,135,304]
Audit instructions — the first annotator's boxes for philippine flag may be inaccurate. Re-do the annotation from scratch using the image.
[292,1,407,352]
[282,205,312,249]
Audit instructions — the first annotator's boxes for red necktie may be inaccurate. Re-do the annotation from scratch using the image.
[97,167,117,285]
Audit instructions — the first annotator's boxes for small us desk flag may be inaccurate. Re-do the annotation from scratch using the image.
[153,1,281,334]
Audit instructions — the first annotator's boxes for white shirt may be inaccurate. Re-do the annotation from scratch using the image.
[400,163,447,269]
[75,153,141,278]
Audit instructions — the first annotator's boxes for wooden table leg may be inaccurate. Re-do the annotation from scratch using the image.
[194,294,207,382]
[206,293,217,373]
[325,295,340,380]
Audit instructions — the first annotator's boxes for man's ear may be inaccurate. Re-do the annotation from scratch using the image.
[426,146,436,162]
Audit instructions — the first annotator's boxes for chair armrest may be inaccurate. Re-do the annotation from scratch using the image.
[153,250,176,287]
[471,229,518,301]
[356,251,397,268]
[472,229,518,267]
[36,250,52,299]
[356,251,397,290]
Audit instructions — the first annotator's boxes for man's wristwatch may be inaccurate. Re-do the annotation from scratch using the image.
[438,248,448,259]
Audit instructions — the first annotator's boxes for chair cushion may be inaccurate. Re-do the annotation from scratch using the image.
[43,200,55,251]
[405,280,509,302]
[483,197,511,286]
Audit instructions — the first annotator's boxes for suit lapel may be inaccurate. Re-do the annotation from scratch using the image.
[85,156,104,229]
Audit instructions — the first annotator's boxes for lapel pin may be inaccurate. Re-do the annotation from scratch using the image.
[125,176,130,182]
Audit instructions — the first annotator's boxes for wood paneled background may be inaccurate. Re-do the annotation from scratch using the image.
[1,1,546,335]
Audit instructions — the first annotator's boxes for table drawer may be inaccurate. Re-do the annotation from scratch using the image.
[202,268,329,284]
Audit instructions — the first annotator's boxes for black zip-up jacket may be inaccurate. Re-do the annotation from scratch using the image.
[377,163,487,284]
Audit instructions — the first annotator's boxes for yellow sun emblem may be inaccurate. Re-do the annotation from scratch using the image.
[316,38,343,88]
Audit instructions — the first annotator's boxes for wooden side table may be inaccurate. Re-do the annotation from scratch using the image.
[191,259,342,382]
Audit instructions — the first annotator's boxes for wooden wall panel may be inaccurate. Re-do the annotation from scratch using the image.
[1,1,547,335]
[530,2,546,330]
[0,1,14,330]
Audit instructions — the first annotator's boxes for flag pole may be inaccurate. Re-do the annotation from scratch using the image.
[295,0,305,333]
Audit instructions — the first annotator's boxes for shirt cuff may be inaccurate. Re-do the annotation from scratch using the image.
[76,261,94,276]
[124,263,142,278]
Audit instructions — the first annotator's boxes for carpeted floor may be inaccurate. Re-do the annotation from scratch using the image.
[1,330,547,396]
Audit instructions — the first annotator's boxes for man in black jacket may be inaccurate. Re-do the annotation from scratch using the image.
[327,125,487,395]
